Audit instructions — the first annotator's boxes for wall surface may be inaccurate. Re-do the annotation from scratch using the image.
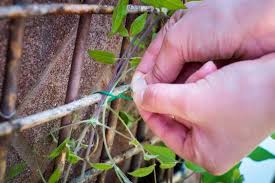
[0,0,125,182]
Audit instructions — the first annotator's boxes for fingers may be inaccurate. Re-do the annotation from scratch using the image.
[136,10,185,76]
[186,61,217,83]
[138,109,191,159]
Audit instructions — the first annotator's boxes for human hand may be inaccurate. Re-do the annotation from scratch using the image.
[132,0,275,174]
[132,54,275,175]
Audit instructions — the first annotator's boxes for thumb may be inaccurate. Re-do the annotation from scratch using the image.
[132,72,203,121]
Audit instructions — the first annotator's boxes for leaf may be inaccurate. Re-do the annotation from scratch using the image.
[130,13,147,36]
[271,132,275,139]
[160,162,177,169]
[141,0,186,10]
[248,146,275,161]
[91,163,113,170]
[6,162,27,180]
[119,111,134,126]
[112,0,128,34]
[202,163,244,183]
[130,57,141,68]
[67,151,82,164]
[118,25,129,37]
[128,164,155,177]
[88,50,116,64]
[185,161,206,173]
[144,144,176,164]
[48,138,69,159]
[48,168,62,183]
[144,153,158,161]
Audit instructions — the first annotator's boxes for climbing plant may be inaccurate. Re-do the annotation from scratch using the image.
[5,0,273,183]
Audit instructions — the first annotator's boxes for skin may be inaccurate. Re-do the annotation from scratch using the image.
[131,0,275,175]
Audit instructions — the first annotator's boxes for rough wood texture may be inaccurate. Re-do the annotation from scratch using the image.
[0,0,124,182]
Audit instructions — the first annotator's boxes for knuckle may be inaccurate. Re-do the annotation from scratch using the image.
[151,64,167,83]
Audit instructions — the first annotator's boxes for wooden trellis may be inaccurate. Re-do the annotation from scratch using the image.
[0,1,163,183]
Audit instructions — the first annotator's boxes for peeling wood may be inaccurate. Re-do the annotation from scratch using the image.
[0,4,155,19]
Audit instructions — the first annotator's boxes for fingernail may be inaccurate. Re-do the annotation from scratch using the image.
[202,61,216,72]
[131,72,147,104]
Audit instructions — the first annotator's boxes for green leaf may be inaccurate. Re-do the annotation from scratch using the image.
[128,164,155,177]
[119,111,134,126]
[144,144,176,164]
[88,50,116,64]
[185,161,206,173]
[144,153,158,161]
[48,168,62,183]
[130,57,141,68]
[67,151,82,164]
[91,163,113,170]
[141,0,186,10]
[118,25,129,37]
[271,132,275,139]
[160,162,177,169]
[202,163,244,183]
[6,162,27,180]
[248,146,275,161]
[112,0,128,34]
[48,138,69,159]
[130,13,147,36]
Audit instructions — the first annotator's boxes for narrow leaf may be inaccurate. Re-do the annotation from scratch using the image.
[48,138,69,159]
[160,162,177,169]
[112,0,128,34]
[118,25,129,37]
[271,132,275,139]
[130,57,141,68]
[119,111,134,126]
[248,146,275,161]
[128,164,155,177]
[67,151,82,164]
[141,0,185,10]
[144,144,176,164]
[185,161,206,173]
[6,162,27,180]
[48,168,62,183]
[130,13,147,36]
[88,50,116,64]
[91,163,113,170]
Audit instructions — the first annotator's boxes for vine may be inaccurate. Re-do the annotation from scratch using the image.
[6,0,275,183]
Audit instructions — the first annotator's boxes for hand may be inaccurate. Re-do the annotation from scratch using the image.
[132,0,275,175]
[133,55,275,175]
[137,0,275,84]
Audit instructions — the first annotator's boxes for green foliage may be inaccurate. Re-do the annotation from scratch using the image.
[119,111,135,127]
[248,146,275,161]
[48,138,70,159]
[48,168,62,183]
[141,0,186,10]
[128,164,156,177]
[67,151,82,164]
[6,162,27,181]
[130,57,141,68]
[118,25,129,37]
[112,0,129,34]
[130,13,148,36]
[143,144,177,169]
[185,160,206,173]
[202,163,244,183]
[88,50,116,64]
[91,163,113,170]
[271,132,275,139]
